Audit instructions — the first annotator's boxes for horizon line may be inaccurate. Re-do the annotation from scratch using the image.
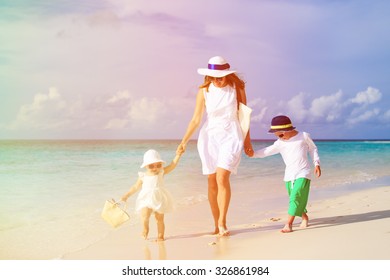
[1,138,390,142]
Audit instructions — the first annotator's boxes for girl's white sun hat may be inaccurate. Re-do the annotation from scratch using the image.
[140,149,166,168]
[197,56,237,78]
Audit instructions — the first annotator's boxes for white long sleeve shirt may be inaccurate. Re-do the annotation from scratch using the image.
[252,132,320,181]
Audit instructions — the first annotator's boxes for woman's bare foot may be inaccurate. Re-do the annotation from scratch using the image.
[154,233,164,242]
[218,226,230,236]
[280,224,293,233]
[153,237,165,242]
[141,231,148,240]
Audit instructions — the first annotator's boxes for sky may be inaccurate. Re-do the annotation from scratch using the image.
[1,0,390,140]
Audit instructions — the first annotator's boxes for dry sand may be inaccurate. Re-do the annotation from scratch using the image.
[63,185,390,260]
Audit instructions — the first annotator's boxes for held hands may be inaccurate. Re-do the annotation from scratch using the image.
[244,143,254,157]
[176,142,186,155]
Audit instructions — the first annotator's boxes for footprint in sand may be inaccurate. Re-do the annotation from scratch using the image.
[245,223,259,228]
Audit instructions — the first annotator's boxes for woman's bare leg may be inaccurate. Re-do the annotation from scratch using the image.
[216,168,231,235]
[208,173,219,234]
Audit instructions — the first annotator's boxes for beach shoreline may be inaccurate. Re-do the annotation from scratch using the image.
[1,140,389,261]
[62,185,390,260]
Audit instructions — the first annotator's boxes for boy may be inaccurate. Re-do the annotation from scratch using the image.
[250,115,321,233]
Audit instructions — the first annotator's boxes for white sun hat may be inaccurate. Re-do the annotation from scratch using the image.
[140,149,166,168]
[197,56,237,77]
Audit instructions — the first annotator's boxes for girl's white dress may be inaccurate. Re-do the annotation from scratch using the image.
[135,170,174,214]
[197,83,244,175]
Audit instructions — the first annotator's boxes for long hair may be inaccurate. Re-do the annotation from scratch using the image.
[199,73,246,91]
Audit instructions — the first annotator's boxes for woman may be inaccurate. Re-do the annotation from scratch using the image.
[177,56,254,236]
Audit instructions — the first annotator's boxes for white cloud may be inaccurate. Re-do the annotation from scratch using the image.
[104,96,168,131]
[8,87,70,130]
[287,92,308,122]
[104,118,129,130]
[6,88,175,134]
[3,84,389,139]
[347,108,381,125]
[309,90,343,122]
[384,110,390,121]
[350,87,382,105]
[128,97,166,124]
[252,87,387,131]
[248,98,268,122]
[107,90,131,104]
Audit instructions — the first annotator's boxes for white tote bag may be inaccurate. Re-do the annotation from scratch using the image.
[238,102,252,138]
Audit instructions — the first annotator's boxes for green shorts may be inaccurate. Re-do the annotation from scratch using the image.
[285,178,311,217]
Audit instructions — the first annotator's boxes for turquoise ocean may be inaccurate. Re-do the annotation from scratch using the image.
[0,139,389,259]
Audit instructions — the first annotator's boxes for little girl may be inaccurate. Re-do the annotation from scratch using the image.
[121,149,181,241]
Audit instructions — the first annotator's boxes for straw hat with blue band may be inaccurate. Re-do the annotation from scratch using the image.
[197,56,237,78]
[268,115,296,133]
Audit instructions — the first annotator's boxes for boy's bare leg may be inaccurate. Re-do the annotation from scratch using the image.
[141,208,153,239]
[281,215,294,233]
[300,213,309,228]
[155,212,165,241]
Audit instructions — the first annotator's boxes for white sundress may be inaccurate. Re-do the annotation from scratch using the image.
[135,170,174,214]
[197,83,244,175]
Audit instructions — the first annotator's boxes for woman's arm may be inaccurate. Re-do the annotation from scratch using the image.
[244,127,254,156]
[238,87,254,156]
[176,89,205,154]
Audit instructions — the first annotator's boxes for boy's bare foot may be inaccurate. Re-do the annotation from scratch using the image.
[280,224,293,233]
[300,213,309,228]
[300,219,309,228]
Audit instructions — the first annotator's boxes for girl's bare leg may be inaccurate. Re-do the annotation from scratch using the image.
[216,168,231,236]
[154,212,165,241]
[208,173,219,234]
[141,208,153,239]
